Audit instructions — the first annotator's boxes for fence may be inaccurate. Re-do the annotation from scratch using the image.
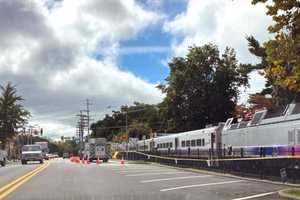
[118,151,300,184]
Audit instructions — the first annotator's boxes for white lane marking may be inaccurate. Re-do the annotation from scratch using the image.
[231,192,277,200]
[141,175,212,183]
[160,180,245,192]
[112,168,164,171]
[112,166,163,169]
[119,169,178,173]
[126,171,189,177]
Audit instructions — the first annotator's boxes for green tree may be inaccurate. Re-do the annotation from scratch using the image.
[0,82,30,146]
[91,102,164,140]
[127,121,151,139]
[247,0,300,104]
[159,44,249,132]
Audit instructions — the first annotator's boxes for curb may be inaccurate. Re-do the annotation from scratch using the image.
[278,189,300,200]
[147,161,300,188]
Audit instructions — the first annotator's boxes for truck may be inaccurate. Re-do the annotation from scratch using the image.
[0,149,7,166]
[34,142,49,160]
[21,145,44,165]
[83,138,110,162]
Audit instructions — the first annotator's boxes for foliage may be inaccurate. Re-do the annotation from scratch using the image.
[247,0,300,104]
[0,82,30,145]
[248,94,275,110]
[234,104,254,120]
[91,102,165,141]
[159,44,249,132]
[127,121,151,139]
[44,139,79,157]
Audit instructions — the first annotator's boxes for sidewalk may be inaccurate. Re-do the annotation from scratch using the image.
[6,160,20,166]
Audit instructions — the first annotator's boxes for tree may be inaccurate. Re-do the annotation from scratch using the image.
[248,94,275,111]
[0,82,30,146]
[159,44,249,132]
[91,102,164,140]
[247,0,300,104]
[127,121,151,139]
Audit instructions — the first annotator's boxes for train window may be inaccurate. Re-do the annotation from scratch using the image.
[196,139,201,146]
[182,141,186,147]
[202,139,205,146]
[186,140,191,147]
[191,140,196,146]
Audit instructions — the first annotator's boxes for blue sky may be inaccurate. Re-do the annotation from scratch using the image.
[119,26,171,83]
[118,0,188,84]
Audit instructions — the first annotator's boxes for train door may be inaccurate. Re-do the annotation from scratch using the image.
[175,138,178,151]
[297,129,300,145]
[150,140,155,152]
[288,128,296,145]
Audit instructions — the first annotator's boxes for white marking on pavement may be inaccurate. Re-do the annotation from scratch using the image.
[119,169,178,173]
[231,192,277,200]
[141,175,212,183]
[126,171,189,177]
[112,167,164,171]
[160,180,245,192]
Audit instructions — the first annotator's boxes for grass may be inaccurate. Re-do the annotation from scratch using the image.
[279,189,300,199]
[285,189,300,197]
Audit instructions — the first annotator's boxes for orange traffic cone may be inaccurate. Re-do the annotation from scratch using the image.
[120,156,125,165]
[96,157,101,165]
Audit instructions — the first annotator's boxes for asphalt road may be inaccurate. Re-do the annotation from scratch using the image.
[0,162,38,188]
[0,159,293,200]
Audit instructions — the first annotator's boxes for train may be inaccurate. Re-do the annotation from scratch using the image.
[136,102,300,158]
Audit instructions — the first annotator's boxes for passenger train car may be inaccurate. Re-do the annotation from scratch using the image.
[137,102,300,158]
[137,126,222,158]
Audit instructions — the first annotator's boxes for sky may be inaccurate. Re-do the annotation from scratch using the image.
[0,0,272,139]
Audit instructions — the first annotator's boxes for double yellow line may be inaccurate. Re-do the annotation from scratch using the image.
[0,162,49,200]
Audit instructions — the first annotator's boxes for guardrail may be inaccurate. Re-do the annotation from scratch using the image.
[118,151,300,184]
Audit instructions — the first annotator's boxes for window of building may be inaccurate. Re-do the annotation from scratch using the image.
[202,139,205,146]
[197,139,201,146]
[170,143,173,148]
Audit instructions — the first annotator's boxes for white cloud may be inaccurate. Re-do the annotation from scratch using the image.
[119,46,170,55]
[164,0,272,102]
[0,0,163,139]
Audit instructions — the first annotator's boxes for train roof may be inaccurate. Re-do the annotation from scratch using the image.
[224,102,300,131]
[154,126,218,140]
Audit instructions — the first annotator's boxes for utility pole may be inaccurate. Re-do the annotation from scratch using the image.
[76,110,85,157]
[85,99,92,139]
[76,99,93,158]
